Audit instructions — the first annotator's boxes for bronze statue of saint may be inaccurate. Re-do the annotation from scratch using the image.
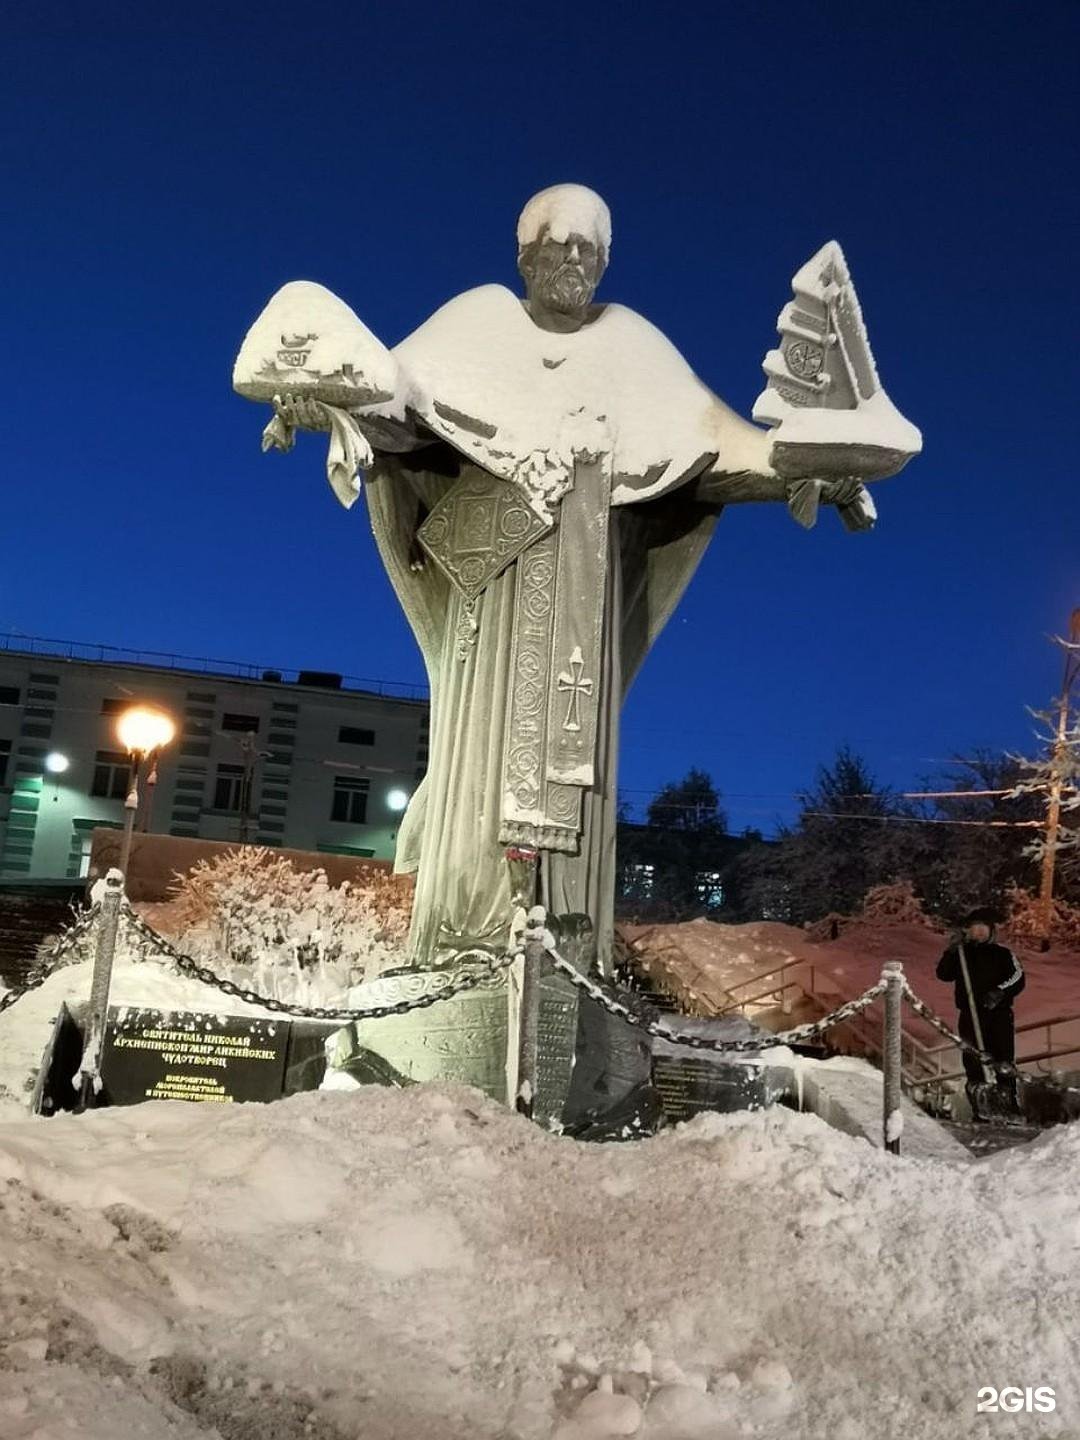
[235,184,919,1093]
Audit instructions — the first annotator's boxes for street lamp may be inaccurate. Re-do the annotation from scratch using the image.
[44,751,70,774]
[387,788,410,812]
[77,702,176,1111]
[114,705,176,872]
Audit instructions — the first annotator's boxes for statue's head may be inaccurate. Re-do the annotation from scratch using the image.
[517,184,610,331]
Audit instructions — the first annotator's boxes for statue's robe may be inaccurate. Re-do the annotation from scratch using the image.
[362,285,774,975]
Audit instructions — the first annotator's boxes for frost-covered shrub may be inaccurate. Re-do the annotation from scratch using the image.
[1005,882,1080,948]
[159,849,412,1005]
[860,880,941,929]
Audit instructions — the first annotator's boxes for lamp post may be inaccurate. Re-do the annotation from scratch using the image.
[114,705,177,875]
[77,704,176,1110]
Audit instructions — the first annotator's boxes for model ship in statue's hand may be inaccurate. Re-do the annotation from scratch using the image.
[753,240,921,530]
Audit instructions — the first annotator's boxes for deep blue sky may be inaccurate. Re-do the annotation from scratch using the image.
[3,2,1077,832]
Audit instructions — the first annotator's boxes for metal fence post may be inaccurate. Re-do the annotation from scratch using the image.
[882,961,904,1155]
[76,868,124,1111]
[515,936,543,1119]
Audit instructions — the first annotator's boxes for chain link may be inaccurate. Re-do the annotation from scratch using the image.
[901,979,1080,1096]
[125,911,887,1048]
[125,909,518,1021]
[547,942,888,1053]
[0,906,101,1016]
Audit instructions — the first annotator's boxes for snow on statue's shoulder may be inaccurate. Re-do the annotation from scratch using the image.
[753,241,921,477]
[233,280,398,408]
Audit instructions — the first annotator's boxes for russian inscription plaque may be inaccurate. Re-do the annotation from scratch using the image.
[99,1007,291,1107]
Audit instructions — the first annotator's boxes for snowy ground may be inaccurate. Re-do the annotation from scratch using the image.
[2,950,1079,1438]
[1,1081,1079,1438]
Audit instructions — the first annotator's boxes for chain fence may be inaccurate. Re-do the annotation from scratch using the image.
[0,906,100,1017]
[545,941,889,1053]
[8,907,1080,1097]
[125,909,519,1023]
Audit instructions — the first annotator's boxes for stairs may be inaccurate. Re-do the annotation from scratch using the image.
[0,884,85,989]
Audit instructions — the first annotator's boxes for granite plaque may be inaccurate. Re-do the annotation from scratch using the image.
[99,1007,291,1107]
[652,1054,767,1124]
[534,968,580,1126]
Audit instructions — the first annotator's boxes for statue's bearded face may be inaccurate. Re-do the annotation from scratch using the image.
[519,230,606,318]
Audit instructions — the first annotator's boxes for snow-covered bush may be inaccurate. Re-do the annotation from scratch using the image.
[158,849,412,1005]
[859,880,941,929]
[1004,881,1080,948]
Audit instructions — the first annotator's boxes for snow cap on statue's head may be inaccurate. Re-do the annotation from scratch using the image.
[517,185,612,258]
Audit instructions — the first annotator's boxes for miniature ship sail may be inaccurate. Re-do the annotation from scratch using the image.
[753,241,921,477]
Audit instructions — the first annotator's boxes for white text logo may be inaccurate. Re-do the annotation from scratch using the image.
[977,1387,1055,1414]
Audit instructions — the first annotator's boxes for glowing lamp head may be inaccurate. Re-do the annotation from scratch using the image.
[44,752,70,775]
[116,705,176,756]
[386,788,410,813]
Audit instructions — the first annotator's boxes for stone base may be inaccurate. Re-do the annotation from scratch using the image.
[352,983,511,1102]
[326,962,581,1121]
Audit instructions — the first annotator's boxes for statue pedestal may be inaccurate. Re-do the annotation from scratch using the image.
[325,962,581,1122]
[353,983,511,1101]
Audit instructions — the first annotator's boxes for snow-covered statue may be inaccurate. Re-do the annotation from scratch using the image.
[234,184,919,1098]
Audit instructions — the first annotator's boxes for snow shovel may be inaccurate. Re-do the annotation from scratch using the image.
[956,941,1021,1124]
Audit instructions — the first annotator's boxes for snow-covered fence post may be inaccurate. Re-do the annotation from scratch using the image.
[76,868,124,1111]
[516,935,544,1119]
[882,961,904,1155]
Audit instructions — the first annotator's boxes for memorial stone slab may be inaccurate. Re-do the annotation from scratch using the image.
[652,1054,769,1125]
[534,966,580,1126]
[99,1007,291,1107]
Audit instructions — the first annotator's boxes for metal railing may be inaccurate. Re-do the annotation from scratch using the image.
[913,1011,1080,1090]
[720,951,1080,1092]
[0,632,429,703]
[717,955,821,1017]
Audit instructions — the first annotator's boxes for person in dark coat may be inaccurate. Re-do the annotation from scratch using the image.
[936,907,1025,1102]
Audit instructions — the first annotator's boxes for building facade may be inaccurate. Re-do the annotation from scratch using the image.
[0,638,429,882]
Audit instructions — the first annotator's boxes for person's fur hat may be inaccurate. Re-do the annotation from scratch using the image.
[961,906,998,932]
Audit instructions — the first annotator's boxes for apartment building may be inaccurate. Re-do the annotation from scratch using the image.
[0,637,429,881]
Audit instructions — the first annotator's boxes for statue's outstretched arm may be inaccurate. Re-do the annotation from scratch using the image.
[234,280,432,509]
[694,403,881,533]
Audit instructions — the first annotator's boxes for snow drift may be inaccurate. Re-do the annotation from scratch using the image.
[0,1084,1077,1439]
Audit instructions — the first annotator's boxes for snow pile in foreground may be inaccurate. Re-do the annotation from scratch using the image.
[1,1088,1078,1439]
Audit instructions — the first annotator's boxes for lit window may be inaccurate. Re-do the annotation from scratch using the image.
[213,763,251,813]
[331,775,369,824]
[622,862,655,900]
[696,871,725,909]
[91,750,132,800]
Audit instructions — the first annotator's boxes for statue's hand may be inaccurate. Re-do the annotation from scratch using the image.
[786,477,877,532]
[273,393,332,433]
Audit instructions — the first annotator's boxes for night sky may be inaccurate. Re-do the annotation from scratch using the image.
[3,2,1076,833]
